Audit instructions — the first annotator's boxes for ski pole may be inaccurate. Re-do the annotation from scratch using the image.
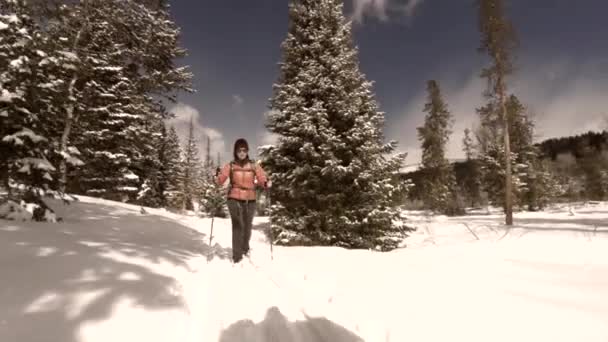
[266,187,274,261]
[209,215,215,245]
[207,215,215,263]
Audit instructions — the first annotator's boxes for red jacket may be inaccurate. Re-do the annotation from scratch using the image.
[216,160,268,201]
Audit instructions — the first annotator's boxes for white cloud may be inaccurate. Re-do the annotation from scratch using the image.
[388,58,608,165]
[168,103,227,164]
[232,94,244,106]
[350,0,424,23]
[403,0,423,16]
[258,130,279,147]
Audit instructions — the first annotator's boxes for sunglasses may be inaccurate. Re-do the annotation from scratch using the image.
[237,148,248,153]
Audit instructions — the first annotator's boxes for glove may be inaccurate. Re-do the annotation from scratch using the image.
[215,167,220,177]
[264,180,272,189]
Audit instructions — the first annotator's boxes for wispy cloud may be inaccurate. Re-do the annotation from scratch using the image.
[232,94,244,107]
[168,103,227,163]
[258,130,279,147]
[246,111,281,159]
[388,57,608,165]
[350,0,424,24]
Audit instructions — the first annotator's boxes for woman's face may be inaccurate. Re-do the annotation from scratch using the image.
[237,147,248,160]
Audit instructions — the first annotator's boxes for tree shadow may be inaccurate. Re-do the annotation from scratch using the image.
[0,200,231,342]
[514,217,608,233]
[219,306,364,342]
[460,215,607,235]
[570,210,608,216]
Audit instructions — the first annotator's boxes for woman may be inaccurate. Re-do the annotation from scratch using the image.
[216,138,271,263]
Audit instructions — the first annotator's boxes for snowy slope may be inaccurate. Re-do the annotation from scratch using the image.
[1,197,608,342]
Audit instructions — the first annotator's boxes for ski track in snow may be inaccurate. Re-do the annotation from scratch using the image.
[1,196,608,342]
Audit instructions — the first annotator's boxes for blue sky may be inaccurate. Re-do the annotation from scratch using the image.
[166,0,608,165]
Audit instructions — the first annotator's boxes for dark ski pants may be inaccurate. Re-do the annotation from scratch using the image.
[227,199,257,262]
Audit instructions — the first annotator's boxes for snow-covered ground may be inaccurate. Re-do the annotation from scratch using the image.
[1,197,607,342]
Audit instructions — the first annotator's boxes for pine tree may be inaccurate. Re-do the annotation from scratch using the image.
[476,96,526,209]
[162,125,184,208]
[42,0,192,201]
[477,0,518,225]
[263,0,410,251]
[0,1,56,205]
[579,147,608,200]
[176,116,202,211]
[550,152,581,203]
[524,158,564,209]
[505,95,547,210]
[416,80,460,214]
[198,133,227,217]
[204,136,212,169]
[134,113,165,207]
[463,128,474,160]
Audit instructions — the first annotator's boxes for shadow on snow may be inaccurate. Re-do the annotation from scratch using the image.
[0,200,231,342]
[219,306,364,342]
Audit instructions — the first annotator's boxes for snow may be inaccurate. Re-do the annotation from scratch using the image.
[17,158,56,172]
[67,146,81,155]
[0,201,32,221]
[95,66,123,72]
[94,151,127,160]
[58,51,78,60]
[60,151,85,166]
[123,172,139,181]
[17,163,30,174]
[0,20,8,31]
[1,197,608,342]
[7,14,19,23]
[2,128,47,145]
[0,88,23,103]
[10,56,27,69]
[116,186,138,192]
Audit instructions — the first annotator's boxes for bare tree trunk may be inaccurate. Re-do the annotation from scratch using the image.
[59,76,78,194]
[497,78,513,226]
[58,4,87,195]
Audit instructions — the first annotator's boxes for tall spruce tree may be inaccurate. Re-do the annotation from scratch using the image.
[416,80,459,214]
[477,0,518,225]
[263,0,409,251]
[506,95,543,210]
[176,116,202,211]
[0,1,57,204]
[477,93,560,211]
[476,96,526,209]
[162,125,184,208]
[134,113,165,207]
[463,128,475,160]
[198,133,226,217]
[204,136,212,169]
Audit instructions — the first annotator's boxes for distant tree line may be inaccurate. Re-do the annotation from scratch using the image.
[404,130,608,211]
